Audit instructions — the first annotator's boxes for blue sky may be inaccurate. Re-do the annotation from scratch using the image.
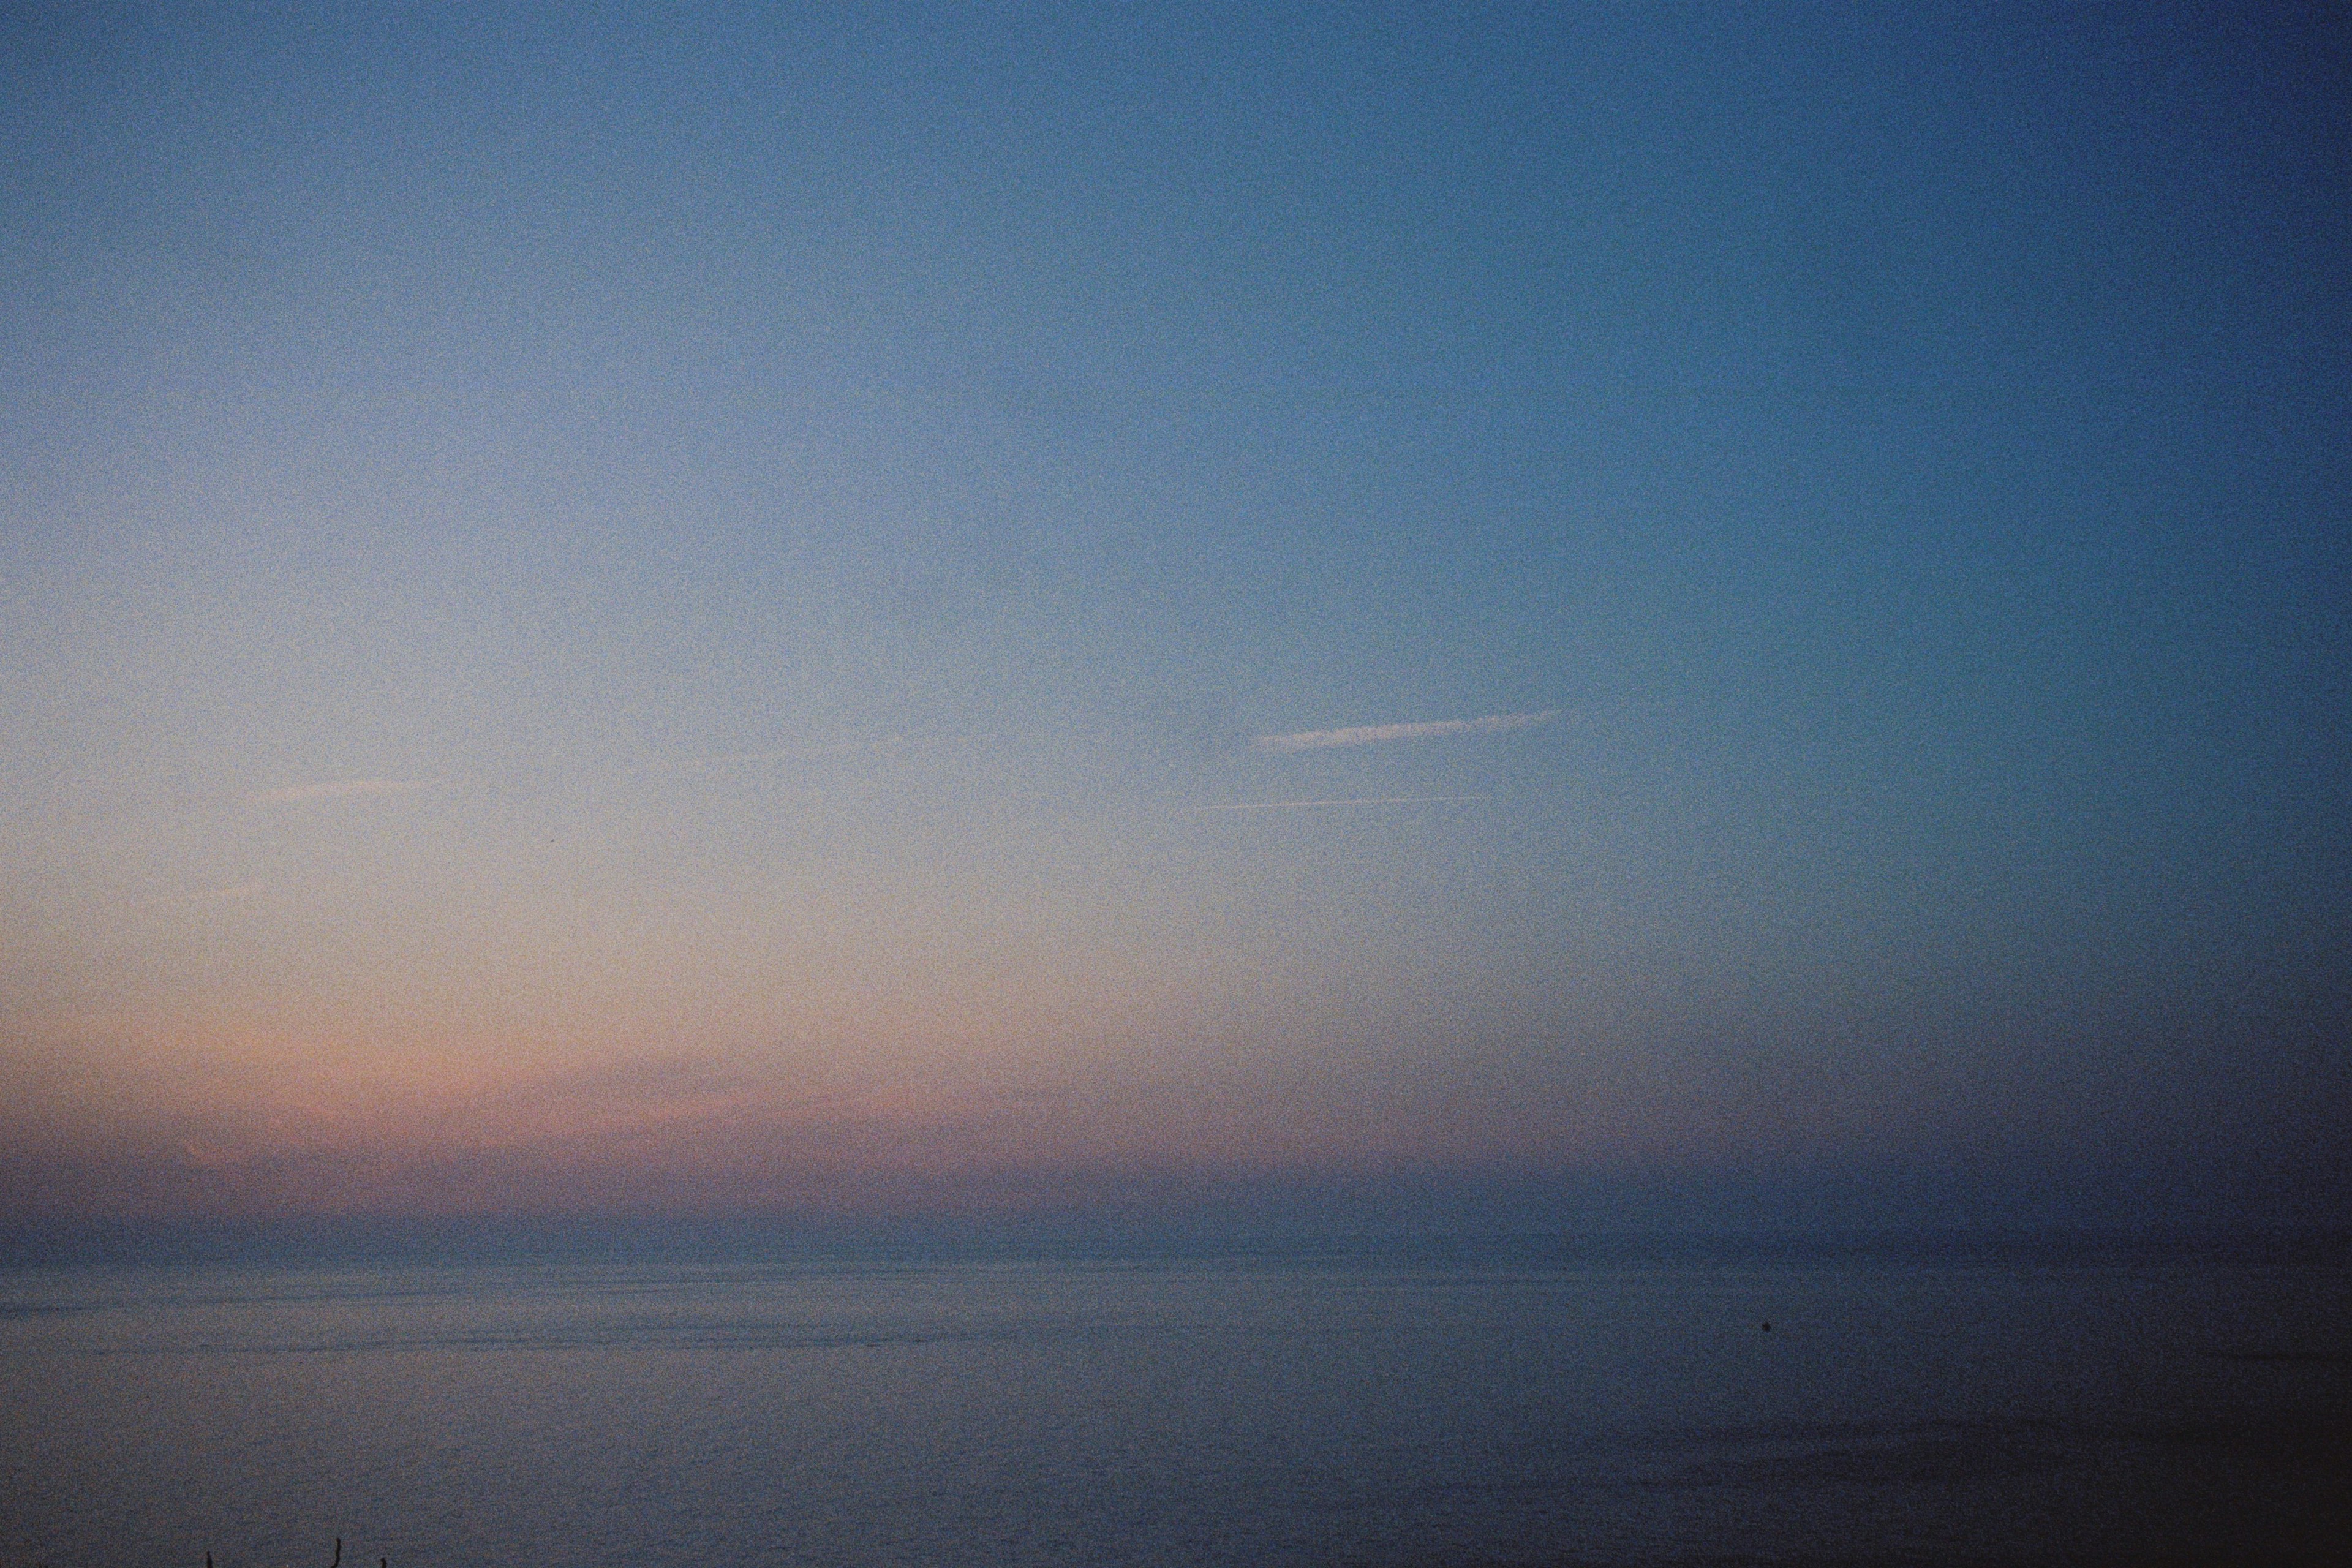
[2,3,2345,1224]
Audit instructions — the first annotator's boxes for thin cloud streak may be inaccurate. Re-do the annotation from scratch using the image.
[247,778,435,805]
[1252,711,1556,753]
[1194,795,1490,812]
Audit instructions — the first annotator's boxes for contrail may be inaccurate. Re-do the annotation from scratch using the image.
[1251,710,1555,753]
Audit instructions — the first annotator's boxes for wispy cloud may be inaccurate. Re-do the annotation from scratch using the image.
[1194,794,1489,812]
[247,778,435,805]
[1251,710,1556,754]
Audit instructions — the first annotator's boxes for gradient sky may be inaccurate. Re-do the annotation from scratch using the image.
[4,3,2346,1225]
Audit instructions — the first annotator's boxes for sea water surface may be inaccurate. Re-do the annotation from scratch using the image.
[2,1232,2345,1567]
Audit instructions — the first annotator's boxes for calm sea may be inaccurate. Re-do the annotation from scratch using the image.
[2,1233,2345,1567]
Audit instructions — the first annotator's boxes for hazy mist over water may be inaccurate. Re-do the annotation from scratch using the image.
[4,1231,2346,1567]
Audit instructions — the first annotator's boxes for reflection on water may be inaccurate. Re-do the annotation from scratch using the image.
[2,1237,2344,1566]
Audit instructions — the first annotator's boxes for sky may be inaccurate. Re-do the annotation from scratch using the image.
[3,2,2346,1229]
